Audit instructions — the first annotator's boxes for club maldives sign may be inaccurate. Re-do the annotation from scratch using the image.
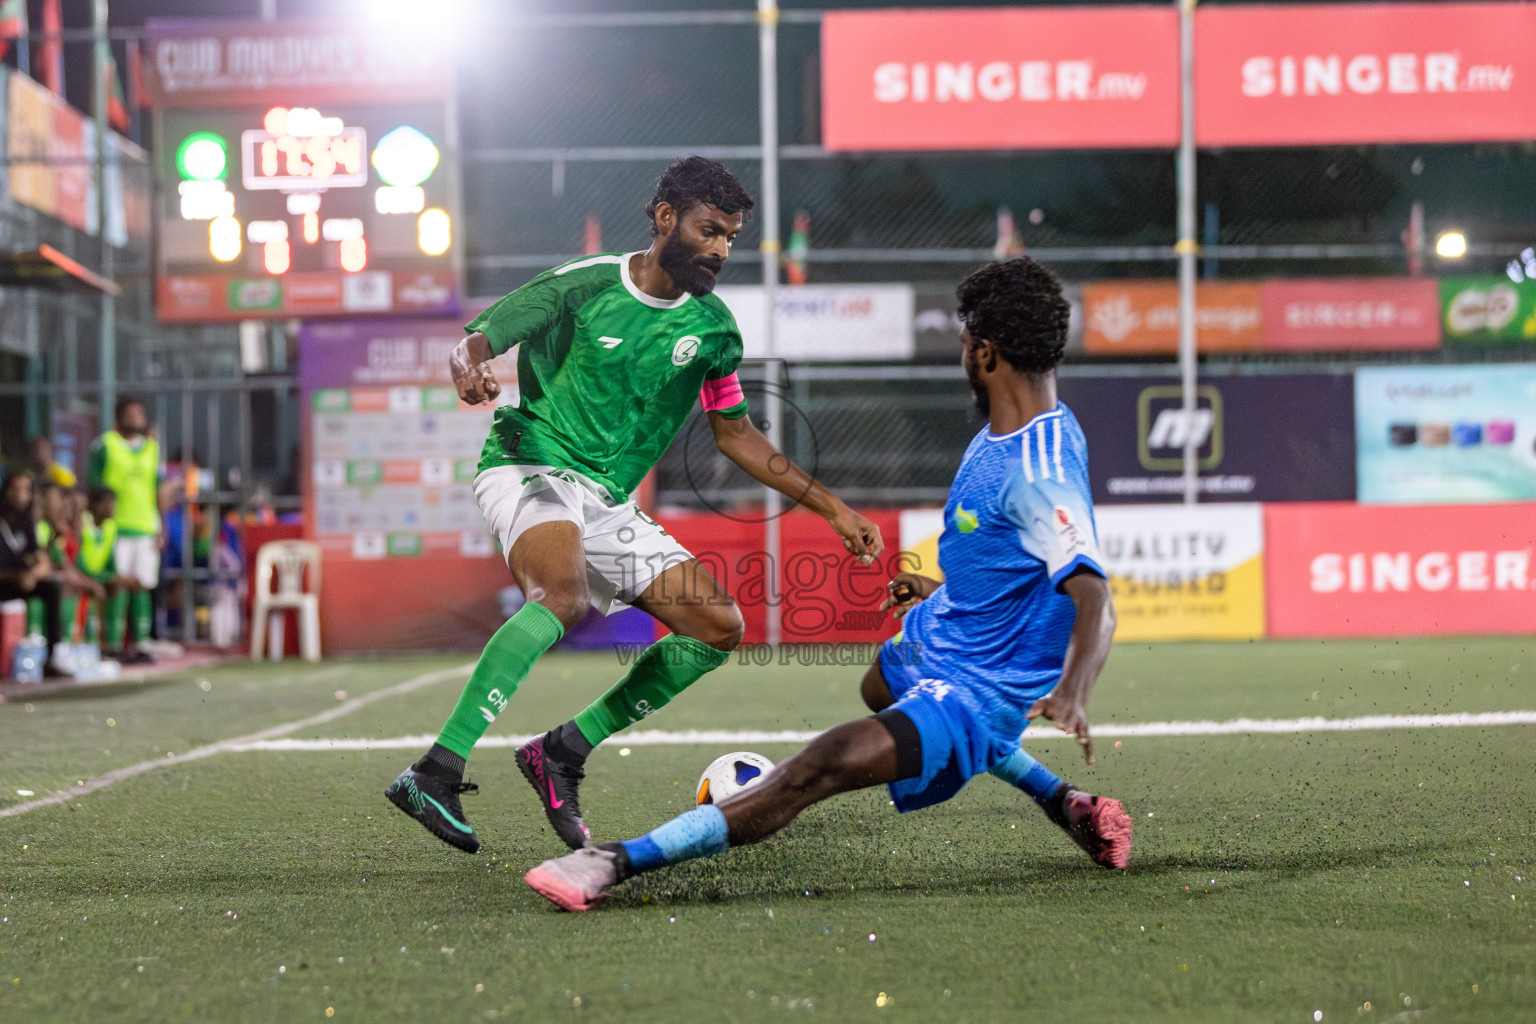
[1196,3,1536,146]
[821,8,1181,151]
[144,19,450,108]
[823,4,1536,151]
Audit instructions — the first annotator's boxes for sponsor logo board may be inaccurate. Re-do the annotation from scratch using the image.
[1260,278,1440,351]
[1059,374,1356,503]
[821,8,1180,151]
[1096,503,1265,641]
[1083,281,1262,355]
[1355,364,1536,504]
[1265,502,1536,637]
[716,284,915,361]
[1196,3,1536,146]
[1439,276,1536,344]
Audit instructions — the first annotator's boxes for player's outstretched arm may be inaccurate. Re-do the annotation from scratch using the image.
[1026,570,1116,765]
[449,332,502,405]
[708,411,883,564]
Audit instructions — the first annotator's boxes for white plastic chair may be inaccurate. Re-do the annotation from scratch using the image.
[250,541,323,663]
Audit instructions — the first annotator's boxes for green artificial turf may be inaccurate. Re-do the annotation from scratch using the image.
[0,638,1531,1023]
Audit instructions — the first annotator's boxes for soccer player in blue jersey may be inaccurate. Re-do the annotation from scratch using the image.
[524,258,1132,911]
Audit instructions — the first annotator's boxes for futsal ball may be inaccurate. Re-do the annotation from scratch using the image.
[696,751,774,806]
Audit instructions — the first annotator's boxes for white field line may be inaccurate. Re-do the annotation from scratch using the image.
[230,710,1536,753]
[0,662,473,820]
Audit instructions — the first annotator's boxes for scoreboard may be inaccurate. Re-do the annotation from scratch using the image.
[156,102,458,322]
[146,20,460,323]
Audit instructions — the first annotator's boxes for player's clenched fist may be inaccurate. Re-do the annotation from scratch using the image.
[450,332,502,406]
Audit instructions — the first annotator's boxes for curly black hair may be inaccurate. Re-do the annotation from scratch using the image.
[645,156,755,237]
[955,258,1070,376]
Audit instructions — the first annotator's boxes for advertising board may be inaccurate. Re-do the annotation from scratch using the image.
[1439,276,1536,345]
[821,8,1180,151]
[714,284,914,361]
[1196,3,1536,146]
[1096,503,1265,641]
[1265,502,1536,637]
[1260,278,1440,351]
[1058,374,1356,504]
[1355,364,1536,503]
[1082,281,1262,355]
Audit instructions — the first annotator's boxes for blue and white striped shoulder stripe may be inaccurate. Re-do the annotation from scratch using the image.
[1021,410,1065,484]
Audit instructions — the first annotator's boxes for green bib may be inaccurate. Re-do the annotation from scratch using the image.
[78,513,118,577]
[100,432,161,534]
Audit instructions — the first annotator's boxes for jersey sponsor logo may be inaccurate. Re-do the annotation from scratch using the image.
[954,503,980,534]
[671,335,701,366]
[1054,504,1090,558]
[599,336,625,349]
[912,677,953,702]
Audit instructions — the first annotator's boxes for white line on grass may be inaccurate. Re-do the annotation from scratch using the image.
[229,710,1536,753]
[0,662,473,820]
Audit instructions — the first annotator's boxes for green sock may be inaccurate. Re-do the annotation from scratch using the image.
[105,592,128,649]
[572,633,731,747]
[435,601,565,759]
[60,595,78,642]
[83,598,99,645]
[131,591,152,644]
[26,598,43,636]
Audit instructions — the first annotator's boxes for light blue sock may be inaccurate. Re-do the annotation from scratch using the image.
[618,805,730,875]
[991,747,1063,808]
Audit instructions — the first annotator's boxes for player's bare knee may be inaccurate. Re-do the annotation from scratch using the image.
[676,602,743,652]
[535,582,590,631]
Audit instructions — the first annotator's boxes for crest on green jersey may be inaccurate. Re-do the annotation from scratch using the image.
[671,335,701,366]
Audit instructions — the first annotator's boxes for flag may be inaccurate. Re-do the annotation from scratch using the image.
[39,0,63,95]
[127,40,146,113]
[993,207,1025,260]
[99,42,129,131]
[582,213,602,255]
[1404,201,1425,278]
[783,212,810,285]
[0,0,26,61]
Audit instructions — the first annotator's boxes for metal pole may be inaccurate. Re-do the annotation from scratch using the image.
[758,0,783,645]
[1175,0,1199,506]
[92,0,117,432]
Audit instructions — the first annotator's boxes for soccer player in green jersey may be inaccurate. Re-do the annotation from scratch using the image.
[387,157,884,853]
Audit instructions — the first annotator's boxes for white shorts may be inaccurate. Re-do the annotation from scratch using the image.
[474,464,693,615]
[114,534,160,589]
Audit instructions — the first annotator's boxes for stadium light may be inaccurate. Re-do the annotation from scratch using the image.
[1435,230,1468,259]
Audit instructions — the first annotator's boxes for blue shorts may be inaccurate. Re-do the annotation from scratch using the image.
[876,639,1023,813]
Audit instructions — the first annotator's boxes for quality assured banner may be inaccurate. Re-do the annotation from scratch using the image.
[1082,281,1262,355]
[1355,364,1536,504]
[821,7,1180,151]
[1265,502,1536,637]
[1196,3,1536,146]
[1260,278,1441,351]
[1096,503,1266,641]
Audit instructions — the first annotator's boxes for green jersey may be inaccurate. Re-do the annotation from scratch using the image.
[469,251,749,504]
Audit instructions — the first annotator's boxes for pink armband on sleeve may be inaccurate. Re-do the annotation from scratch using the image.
[699,372,745,412]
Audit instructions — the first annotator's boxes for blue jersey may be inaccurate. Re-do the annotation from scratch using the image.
[898,404,1104,731]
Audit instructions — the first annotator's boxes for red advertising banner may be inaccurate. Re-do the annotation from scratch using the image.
[1260,278,1441,351]
[821,8,1180,152]
[144,19,450,108]
[1265,503,1536,637]
[1196,3,1536,146]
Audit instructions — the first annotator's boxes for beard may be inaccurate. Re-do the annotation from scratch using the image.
[658,231,723,296]
[966,361,990,418]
